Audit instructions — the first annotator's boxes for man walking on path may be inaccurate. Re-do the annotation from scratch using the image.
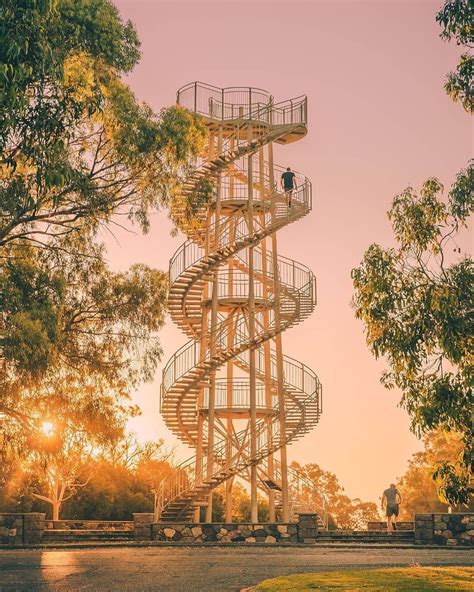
[382,483,402,532]
[281,167,297,207]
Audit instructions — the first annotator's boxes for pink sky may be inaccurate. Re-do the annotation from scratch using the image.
[104,0,472,504]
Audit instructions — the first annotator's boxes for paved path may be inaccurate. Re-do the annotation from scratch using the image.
[0,546,472,592]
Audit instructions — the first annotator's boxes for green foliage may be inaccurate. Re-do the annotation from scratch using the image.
[63,461,153,520]
[444,54,474,113]
[1,240,168,393]
[0,3,207,511]
[0,0,139,161]
[436,0,473,45]
[352,170,473,505]
[0,251,64,374]
[0,1,208,248]
[436,1,473,112]
[58,0,141,73]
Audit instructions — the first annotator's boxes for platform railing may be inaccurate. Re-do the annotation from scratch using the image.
[177,82,307,127]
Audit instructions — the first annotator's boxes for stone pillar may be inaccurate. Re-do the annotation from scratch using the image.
[296,512,319,543]
[0,513,45,545]
[414,514,434,545]
[24,513,45,544]
[133,513,154,541]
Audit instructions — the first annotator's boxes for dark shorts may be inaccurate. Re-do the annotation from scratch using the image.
[386,503,399,518]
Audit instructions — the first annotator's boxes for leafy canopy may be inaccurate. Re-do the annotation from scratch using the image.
[0,0,207,250]
[436,0,473,112]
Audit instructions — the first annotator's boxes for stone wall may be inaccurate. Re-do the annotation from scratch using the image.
[415,513,474,546]
[133,512,320,544]
[0,513,45,545]
[152,522,297,543]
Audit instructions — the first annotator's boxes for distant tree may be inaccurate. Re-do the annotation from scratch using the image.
[26,399,126,521]
[60,439,174,520]
[396,429,474,519]
[352,166,473,506]
[29,429,94,521]
[205,482,269,523]
[133,441,174,520]
[291,462,380,529]
[62,459,152,520]
[436,0,473,112]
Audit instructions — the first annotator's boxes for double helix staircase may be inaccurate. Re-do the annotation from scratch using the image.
[158,83,326,525]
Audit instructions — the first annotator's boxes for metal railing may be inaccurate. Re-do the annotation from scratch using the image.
[177,82,307,127]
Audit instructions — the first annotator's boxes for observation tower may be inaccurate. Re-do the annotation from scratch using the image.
[158,83,324,525]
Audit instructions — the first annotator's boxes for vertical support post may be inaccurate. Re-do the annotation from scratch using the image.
[195,131,214,522]
[225,137,236,522]
[205,128,223,523]
[268,141,290,522]
[247,122,258,524]
[259,145,275,522]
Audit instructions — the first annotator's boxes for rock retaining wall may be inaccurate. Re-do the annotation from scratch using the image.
[152,522,297,543]
[415,513,474,546]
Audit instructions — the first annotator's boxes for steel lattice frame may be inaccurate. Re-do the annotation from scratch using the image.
[158,82,326,525]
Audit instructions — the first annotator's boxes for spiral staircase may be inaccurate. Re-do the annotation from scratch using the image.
[158,83,326,525]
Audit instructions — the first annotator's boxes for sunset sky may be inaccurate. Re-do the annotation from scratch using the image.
[103,0,472,504]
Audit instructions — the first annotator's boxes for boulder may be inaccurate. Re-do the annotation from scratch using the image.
[163,528,175,539]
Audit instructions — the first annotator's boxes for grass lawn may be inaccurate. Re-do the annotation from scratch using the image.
[255,567,474,591]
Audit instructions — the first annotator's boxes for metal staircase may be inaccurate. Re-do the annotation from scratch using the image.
[158,82,325,525]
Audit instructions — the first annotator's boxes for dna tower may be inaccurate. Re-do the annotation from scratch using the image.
[159,83,324,525]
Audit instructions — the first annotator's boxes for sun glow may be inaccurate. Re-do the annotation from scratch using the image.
[41,421,55,437]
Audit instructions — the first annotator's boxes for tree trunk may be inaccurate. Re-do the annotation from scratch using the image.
[154,492,159,522]
[52,500,61,521]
